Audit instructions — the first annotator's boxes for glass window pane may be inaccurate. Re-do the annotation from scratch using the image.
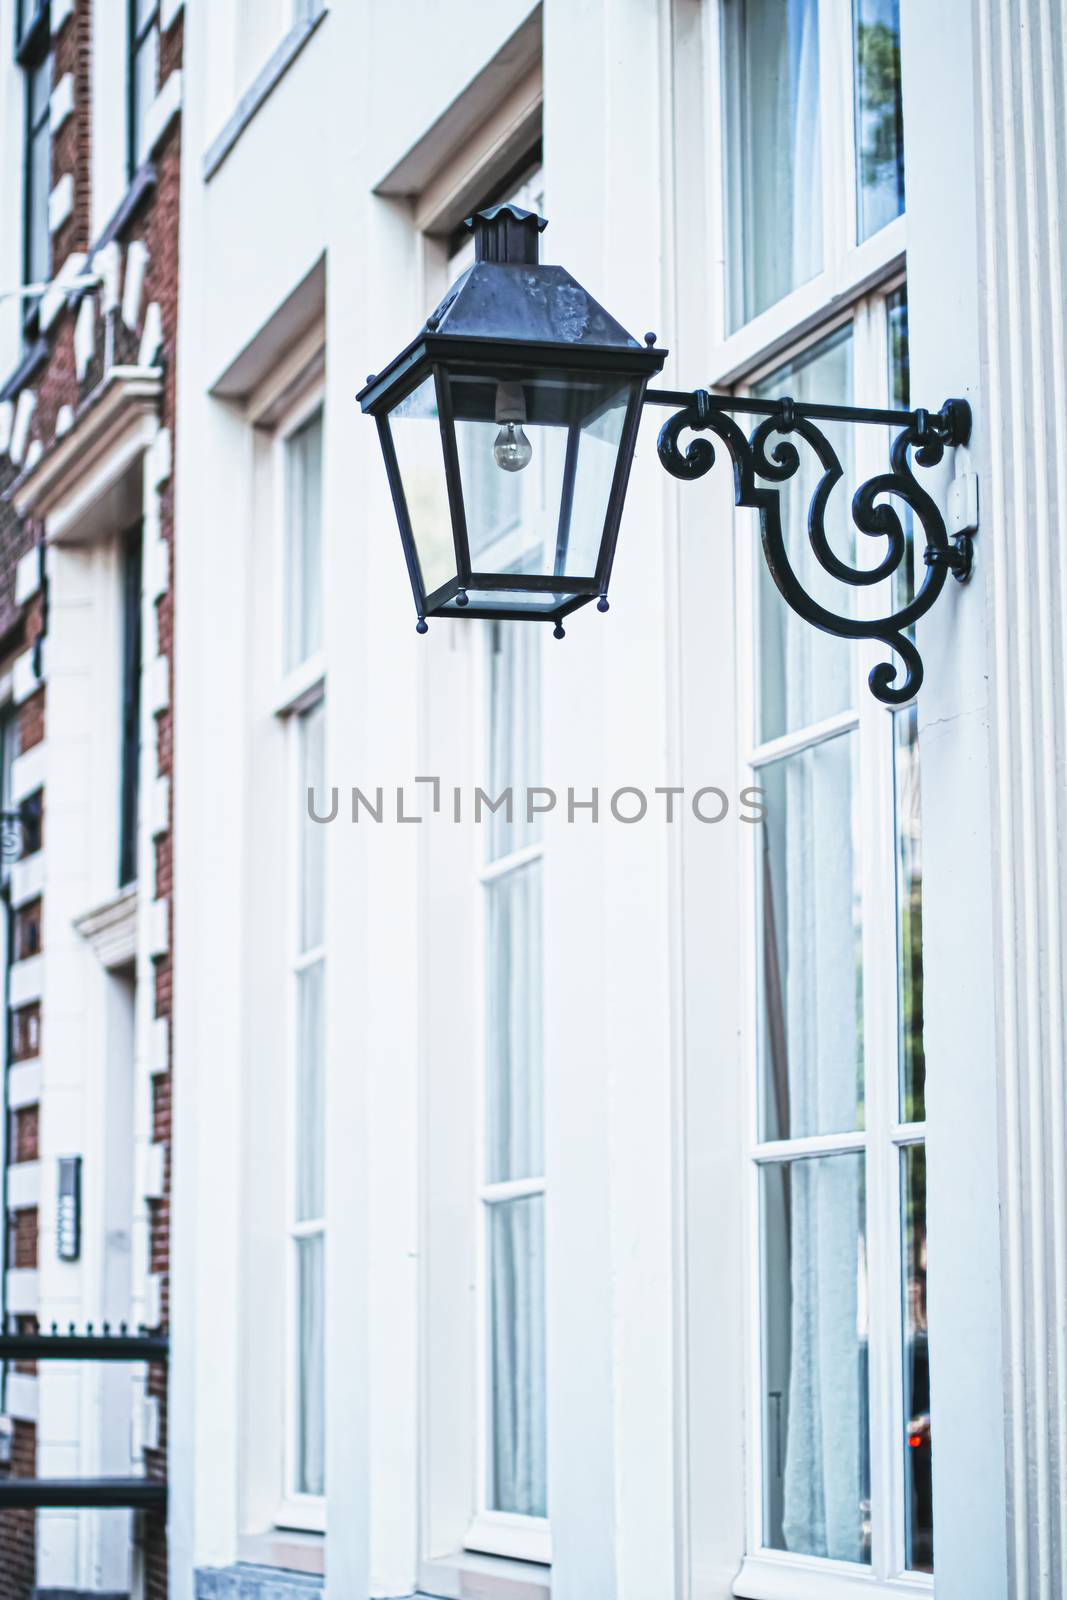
[854,0,905,241]
[760,1153,870,1563]
[488,622,542,859]
[27,113,51,287]
[754,326,855,742]
[895,705,924,1121]
[296,959,324,1223]
[901,1143,932,1571]
[284,408,324,671]
[487,1194,547,1518]
[131,28,158,171]
[486,863,543,1184]
[294,1231,325,1496]
[299,701,326,953]
[452,369,632,579]
[758,732,863,1140]
[29,55,51,127]
[387,377,456,601]
[724,0,823,331]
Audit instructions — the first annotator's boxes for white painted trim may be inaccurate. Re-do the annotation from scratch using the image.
[122,239,150,331]
[146,72,183,159]
[148,655,170,715]
[160,0,184,28]
[148,426,172,489]
[5,1371,38,1423]
[11,744,46,805]
[10,390,36,466]
[55,404,73,437]
[139,301,164,366]
[147,533,170,600]
[74,295,96,381]
[144,1272,163,1329]
[6,1269,38,1314]
[150,775,171,837]
[96,240,122,313]
[149,895,170,958]
[10,851,44,910]
[50,73,75,135]
[465,1512,552,1568]
[73,885,139,969]
[149,1017,169,1076]
[416,1550,551,1600]
[8,1061,41,1111]
[734,1552,933,1600]
[0,401,13,456]
[10,365,161,538]
[7,1160,40,1210]
[49,174,74,236]
[14,548,41,607]
[143,1140,167,1202]
[12,647,42,706]
[51,0,74,31]
[10,955,44,1007]
[39,249,88,331]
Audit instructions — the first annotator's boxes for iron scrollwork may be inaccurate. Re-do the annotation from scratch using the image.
[651,388,973,706]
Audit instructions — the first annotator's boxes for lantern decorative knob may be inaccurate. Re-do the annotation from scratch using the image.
[465,203,548,265]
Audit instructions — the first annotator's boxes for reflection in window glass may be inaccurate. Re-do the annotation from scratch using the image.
[292,697,325,1499]
[285,409,324,673]
[895,708,924,1122]
[26,54,52,292]
[488,1195,547,1516]
[388,378,454,601]
[758,733,864,1141]
[754,326,854,742]
[853,0,905,241]
[486,864,543,1184]
[724,0,823,330]
[902,1144,932,1571]
[482,616,547,1522]
[760,1153,870,1562]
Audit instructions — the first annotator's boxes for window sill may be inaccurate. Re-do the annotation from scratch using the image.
[0,339,48,404]
[91,163,158,255]
[237,1531,324,1577]
[417,1549,550,1600]
[203,4,328,182]
[733,1553,933,1600]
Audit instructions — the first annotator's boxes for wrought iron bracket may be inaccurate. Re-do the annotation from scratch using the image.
[646,387,974,706]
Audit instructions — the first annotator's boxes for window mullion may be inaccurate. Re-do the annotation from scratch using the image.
[818,0,852,275]
[853,293,909,1583]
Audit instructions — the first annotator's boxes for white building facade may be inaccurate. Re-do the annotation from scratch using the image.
[171,4,1067,1600]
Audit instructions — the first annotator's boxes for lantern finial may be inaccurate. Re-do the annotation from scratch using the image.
[465,203,548,265]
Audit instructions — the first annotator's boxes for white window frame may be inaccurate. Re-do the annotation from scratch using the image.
[674,5,921,1593]
[272,379,327,1535]
[708,0,906,384]
[730,278,931,1600]
[415,154,552,1592]
[273,388,327,713]
[465,625,550,1569]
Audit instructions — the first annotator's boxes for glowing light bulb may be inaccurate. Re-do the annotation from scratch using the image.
[493,421,533,472]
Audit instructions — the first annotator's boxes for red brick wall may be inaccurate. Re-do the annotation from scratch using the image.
[0,1421,37,1600]
[0,3,183,1597]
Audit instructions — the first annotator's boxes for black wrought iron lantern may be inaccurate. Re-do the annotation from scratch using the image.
[357,205,667,636]
[361,206,977,702]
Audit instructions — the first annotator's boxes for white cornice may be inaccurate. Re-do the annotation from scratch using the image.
[9,366,162,542]
[73,884,139,970]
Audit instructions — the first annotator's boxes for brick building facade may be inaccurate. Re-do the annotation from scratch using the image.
[0,1,182,1596]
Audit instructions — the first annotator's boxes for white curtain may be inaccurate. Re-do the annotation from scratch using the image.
[765,736,867,1561]
[489,1196,548,1518]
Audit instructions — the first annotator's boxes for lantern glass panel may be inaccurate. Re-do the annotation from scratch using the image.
[450,368,635,579]
[387,375,456,598]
